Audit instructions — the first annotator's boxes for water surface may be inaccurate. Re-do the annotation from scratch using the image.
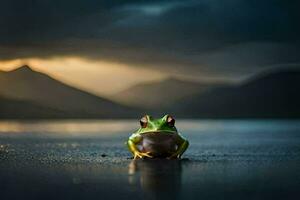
[0,120,300,200]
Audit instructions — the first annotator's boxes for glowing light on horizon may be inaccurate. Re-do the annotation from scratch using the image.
[0,59,26,71]
[0,57,166,96]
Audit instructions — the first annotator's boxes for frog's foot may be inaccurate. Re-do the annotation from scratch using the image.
[167,140,189,159]
[167,153,180,159]
[134,151,153,159]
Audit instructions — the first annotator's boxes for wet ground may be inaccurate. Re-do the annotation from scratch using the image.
[0,120,300,200]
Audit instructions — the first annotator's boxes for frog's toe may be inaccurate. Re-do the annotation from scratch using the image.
[133,152,151,159]
[134,154,142,159]
[140,152,153,158]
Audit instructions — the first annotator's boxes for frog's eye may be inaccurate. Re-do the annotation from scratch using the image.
[140,116,148,128]
[167,115,175,127]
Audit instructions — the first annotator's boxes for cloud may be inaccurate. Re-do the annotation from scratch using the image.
[119,1,188,16]
[0,0,299,79]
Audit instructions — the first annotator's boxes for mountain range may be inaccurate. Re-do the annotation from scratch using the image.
[0,65,299,119]
[171,69,300,118]
[111,77,225,109]
[0,65,139,119]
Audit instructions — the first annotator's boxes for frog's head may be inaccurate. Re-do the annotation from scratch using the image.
[135,114,178,134]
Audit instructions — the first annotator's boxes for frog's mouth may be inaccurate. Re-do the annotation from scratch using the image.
[142,130,177,136]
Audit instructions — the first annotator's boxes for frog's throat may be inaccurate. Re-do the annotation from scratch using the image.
[140,130,177,135]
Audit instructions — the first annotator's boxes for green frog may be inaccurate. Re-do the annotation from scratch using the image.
[126,115,189,159]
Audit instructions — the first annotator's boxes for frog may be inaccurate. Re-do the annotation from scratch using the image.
[126,115,189,159]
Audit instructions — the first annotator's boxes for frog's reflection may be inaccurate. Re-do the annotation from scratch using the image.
[128,159,182,199]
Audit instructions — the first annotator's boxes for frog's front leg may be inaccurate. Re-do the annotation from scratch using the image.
[168,135,189,159]
[127,135,153,159]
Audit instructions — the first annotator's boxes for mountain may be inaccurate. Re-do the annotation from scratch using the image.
[111,77,225,109]
[1,66,298,119]
[172,69,300,118]
[0,65,139,118]
[0,96,71,119]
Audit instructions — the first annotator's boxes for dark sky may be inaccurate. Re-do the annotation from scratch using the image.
[1,0,300,78]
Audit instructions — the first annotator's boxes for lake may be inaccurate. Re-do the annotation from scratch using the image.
[0,120,300,200]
